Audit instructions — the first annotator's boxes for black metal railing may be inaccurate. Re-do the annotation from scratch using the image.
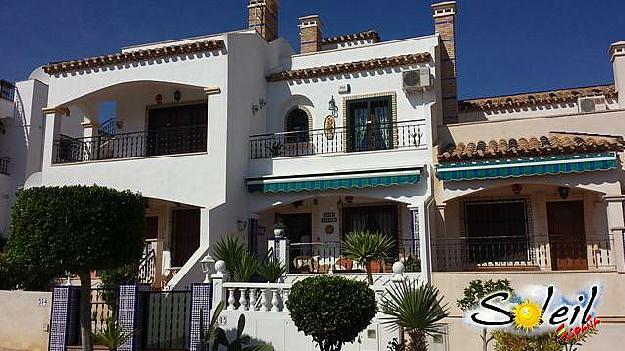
[288,239,420,274]
[0,80,15,101]
[0,157,9,175]
[432,236,615,272]
[250,120,425,159]
[138,249,156,285]
[53,124,207,164]
[142,289,192,351]
[99,117,118,137]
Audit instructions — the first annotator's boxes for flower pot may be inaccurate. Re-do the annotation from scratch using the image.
[274,228,285,238]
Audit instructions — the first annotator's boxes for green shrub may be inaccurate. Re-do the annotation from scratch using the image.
[257,254,287,283]
[492,331,562,351]
[402,255,421,273]
[287,276,377,351]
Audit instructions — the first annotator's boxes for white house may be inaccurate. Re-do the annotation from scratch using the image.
[24,0,442,289]
[5,1,625,350]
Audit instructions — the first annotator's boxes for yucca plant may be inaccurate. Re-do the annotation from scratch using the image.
[343,231,394,285]
[213,236,258,282]
[381,281,449,351]
[258,254,287,283]
[92,319,135,351]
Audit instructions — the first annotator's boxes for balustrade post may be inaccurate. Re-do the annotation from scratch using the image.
[249,289,258,312]
[282,289,290,313]
[260,289,269,312]
[271,289,279,312]
[227,288,236,311]
[239,288,249,311]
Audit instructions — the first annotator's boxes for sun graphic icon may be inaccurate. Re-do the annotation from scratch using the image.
[513,300,543,332]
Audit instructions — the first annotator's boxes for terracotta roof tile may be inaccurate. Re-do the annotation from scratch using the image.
[321,30,381,45]
[43,40,225,75]
[267,52,431,82]
[458,85,617,112]
[438,132,624,162]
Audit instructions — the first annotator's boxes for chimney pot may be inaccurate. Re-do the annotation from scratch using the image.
[299,15,323,54]
[248,0,279,42]
[610,41,625,109]
[432,1,458,124]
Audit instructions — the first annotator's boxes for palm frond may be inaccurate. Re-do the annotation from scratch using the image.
[92,319,135,350]
[343,231,394,263]
[380,281,449,337]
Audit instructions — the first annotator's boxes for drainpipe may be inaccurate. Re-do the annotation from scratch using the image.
[420,165,435,284]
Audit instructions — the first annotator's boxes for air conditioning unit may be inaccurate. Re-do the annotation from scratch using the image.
[578,96,608,114]
[403,67,432,92]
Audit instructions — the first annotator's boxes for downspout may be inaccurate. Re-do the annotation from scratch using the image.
[421,164,435,283]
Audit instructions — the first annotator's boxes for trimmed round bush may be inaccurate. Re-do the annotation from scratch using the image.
[286,275,377,351]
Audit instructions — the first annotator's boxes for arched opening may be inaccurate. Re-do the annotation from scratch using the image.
[285,108,310,144]
[252,194,421,275]
[434,183,614,273]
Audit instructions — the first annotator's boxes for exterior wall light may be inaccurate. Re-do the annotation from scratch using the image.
[328,96,338,117]
[173,90,182,102]
[511,184,522,195]
[558,187,570,199]
[200,254,215,283]
[237,219,248,231]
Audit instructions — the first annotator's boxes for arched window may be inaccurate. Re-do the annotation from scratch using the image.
[285,108,310,143]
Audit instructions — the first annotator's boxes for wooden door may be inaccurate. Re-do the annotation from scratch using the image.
[171,209,200,268]
[547,201,588,270]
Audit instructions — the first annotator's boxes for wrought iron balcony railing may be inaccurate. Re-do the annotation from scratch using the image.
[53,124,207,164]
[432,235,615,272]
[0,80,15,101]
[287,239,420,274]
[250,120,426,159]
[0,157,9,175]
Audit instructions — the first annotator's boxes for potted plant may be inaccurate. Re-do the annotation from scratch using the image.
[273,222,286,238]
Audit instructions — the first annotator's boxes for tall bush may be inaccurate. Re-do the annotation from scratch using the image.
[287,276,377,351]
[5,185,145,351]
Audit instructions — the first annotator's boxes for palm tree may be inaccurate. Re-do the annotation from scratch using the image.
[343,231,394,285]
[381,280,449,351]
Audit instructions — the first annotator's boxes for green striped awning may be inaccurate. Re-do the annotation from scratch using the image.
[437,152,619,181]
[247,169,421,193]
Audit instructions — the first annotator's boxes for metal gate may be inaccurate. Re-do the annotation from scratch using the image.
[141,289,192,351]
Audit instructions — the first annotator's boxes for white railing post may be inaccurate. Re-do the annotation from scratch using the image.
[267,235,289,276]
[227,288,236,311]
[271,289,279,312]
[211,260,227,311]
[249,288,258,312]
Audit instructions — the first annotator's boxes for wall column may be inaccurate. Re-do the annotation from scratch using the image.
[604,195,625,272]
[189,283,212,351]
[117,284,151,351]
[48,286,80,351]
[410,204,432,283]
[42,107,68,169]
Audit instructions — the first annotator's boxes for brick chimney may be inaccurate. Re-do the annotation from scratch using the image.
[610,41,625,109]
[299,15,322,54]
[432,1,458,124]
[248,0,279,42]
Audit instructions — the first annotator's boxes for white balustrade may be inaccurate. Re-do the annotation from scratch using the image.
[222,283,291,313]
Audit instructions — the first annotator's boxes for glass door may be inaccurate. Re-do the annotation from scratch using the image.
[346,96,393,152]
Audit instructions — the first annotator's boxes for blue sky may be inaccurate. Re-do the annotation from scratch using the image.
[1,0,623,99]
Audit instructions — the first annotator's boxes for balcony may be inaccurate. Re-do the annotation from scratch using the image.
[52,125,207,164]
[249,120,426,159]
[432,235,615,272]
[286,239,420,274]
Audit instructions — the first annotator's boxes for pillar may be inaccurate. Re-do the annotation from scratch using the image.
[268,235,289,275]
[117,284,151,351]
[189,283,213,351]
[42,107,68,168]
[410,204,432,283]
[604,195,625,272]
[48,286,80,351]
